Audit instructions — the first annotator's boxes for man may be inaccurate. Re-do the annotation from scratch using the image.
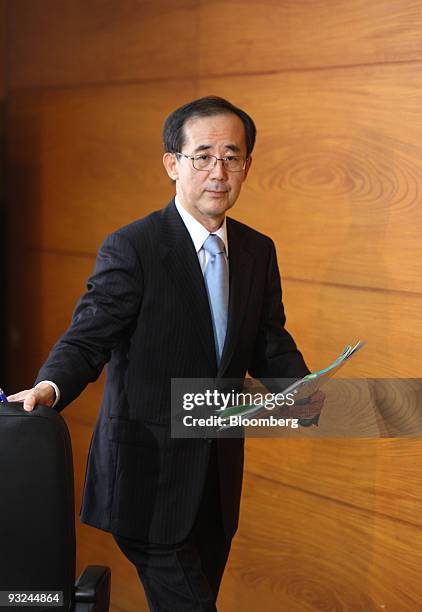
[9,96,322,611]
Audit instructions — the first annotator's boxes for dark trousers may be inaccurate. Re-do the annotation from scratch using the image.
[113,441,232,611]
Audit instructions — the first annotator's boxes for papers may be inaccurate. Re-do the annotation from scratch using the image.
[217,341,365,427]
[283,340,365,401]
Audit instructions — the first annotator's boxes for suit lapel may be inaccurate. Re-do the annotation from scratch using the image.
[159,200,217,371]
[218,218,255,376]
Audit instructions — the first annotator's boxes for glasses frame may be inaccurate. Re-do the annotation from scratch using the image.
[175,152,248,172]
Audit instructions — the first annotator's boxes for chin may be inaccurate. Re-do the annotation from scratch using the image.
[207,202,232,216]
[205,194,233,209]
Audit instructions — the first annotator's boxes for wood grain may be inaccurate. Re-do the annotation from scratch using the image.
[8,0,198,90]
[7,81,194,255]
[199,61,422,295]
[242,379,401,439]
[218,469,422,611]
[281,278,422,377]
[8,1,422,89]
[9,65,422,292]
[245,435,422,532]
[199,0,422,76]
[6,249,95,391]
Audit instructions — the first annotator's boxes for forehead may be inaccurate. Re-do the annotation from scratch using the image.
[182,113,246,152]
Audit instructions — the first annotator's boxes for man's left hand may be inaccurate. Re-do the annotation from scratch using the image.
[293,389,326,426]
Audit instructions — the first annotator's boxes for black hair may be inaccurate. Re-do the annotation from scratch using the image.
[163,95,256,158]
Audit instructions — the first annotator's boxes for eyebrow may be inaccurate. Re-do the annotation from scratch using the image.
[192,143,242,154]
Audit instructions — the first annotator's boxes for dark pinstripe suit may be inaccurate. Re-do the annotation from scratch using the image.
[36,197,308,548]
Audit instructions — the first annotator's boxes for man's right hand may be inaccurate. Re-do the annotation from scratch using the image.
[7,383,56,412]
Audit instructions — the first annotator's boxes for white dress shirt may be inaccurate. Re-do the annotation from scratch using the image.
[174,195,228,272]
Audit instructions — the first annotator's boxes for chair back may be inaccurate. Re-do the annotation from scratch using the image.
[0,403,76,611]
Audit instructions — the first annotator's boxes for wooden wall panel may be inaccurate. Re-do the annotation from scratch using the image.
[199,0,422,75]
[199,63,422,294]
[6,249,95,391]
[6,248,110,429]
[7,81,194,255]
[246,436,422,531]
[282,279,422,377]
[218,470,422,611]
[8,0,198,90]
[10,0,422,89]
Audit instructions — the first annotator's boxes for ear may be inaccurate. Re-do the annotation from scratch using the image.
[242,156,252,181]
[163,152,179,180]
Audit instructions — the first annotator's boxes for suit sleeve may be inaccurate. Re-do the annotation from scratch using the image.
[248,239,310,386]
[35,231,143,411]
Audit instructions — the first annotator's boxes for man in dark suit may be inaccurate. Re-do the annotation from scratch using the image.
[9,96,322,611]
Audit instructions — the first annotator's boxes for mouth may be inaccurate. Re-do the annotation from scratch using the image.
[206,190,228,196]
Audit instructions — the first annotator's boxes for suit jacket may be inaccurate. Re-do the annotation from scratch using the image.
[36,199,309,545]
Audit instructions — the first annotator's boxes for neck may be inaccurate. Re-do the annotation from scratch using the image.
[201,215,224,233]
[175,193,225,232]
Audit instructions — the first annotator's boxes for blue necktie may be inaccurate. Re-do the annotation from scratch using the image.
[203,234,229,365]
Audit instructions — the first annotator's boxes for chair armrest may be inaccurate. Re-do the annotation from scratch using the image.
[75,565,111,605]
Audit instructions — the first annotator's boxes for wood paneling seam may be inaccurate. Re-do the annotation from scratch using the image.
[245,467,422,530]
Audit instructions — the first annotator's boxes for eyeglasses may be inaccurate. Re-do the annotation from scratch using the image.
[175,152,247,172]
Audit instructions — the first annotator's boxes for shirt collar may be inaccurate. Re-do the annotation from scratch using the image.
[174,195,228,256]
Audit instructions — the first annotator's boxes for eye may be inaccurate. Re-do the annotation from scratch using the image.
[224,156,238,162]
[196,154,211,161]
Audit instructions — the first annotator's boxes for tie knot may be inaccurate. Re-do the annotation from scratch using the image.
[203,234,225,257]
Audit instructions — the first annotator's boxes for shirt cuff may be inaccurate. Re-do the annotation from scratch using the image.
[35,380,60,408]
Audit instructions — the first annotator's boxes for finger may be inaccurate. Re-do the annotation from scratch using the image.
[309,390,324,403]
[297,402,322,417]
[23,391,38,412]
[292,407,320,419]
[298,409,321,419]
[6,390,31,401]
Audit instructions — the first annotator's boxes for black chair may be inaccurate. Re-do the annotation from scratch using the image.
[0,403,111,611]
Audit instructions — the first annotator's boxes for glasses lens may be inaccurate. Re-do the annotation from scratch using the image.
[192,155,245,172]
[193,155,214,171]
[224,156,244,171]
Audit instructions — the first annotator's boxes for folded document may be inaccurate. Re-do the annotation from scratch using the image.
[218,340,366,426]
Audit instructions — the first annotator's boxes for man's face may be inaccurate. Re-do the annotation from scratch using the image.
[163,113,251,230]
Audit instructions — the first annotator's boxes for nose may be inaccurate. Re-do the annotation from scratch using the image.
[209,157,227,180]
